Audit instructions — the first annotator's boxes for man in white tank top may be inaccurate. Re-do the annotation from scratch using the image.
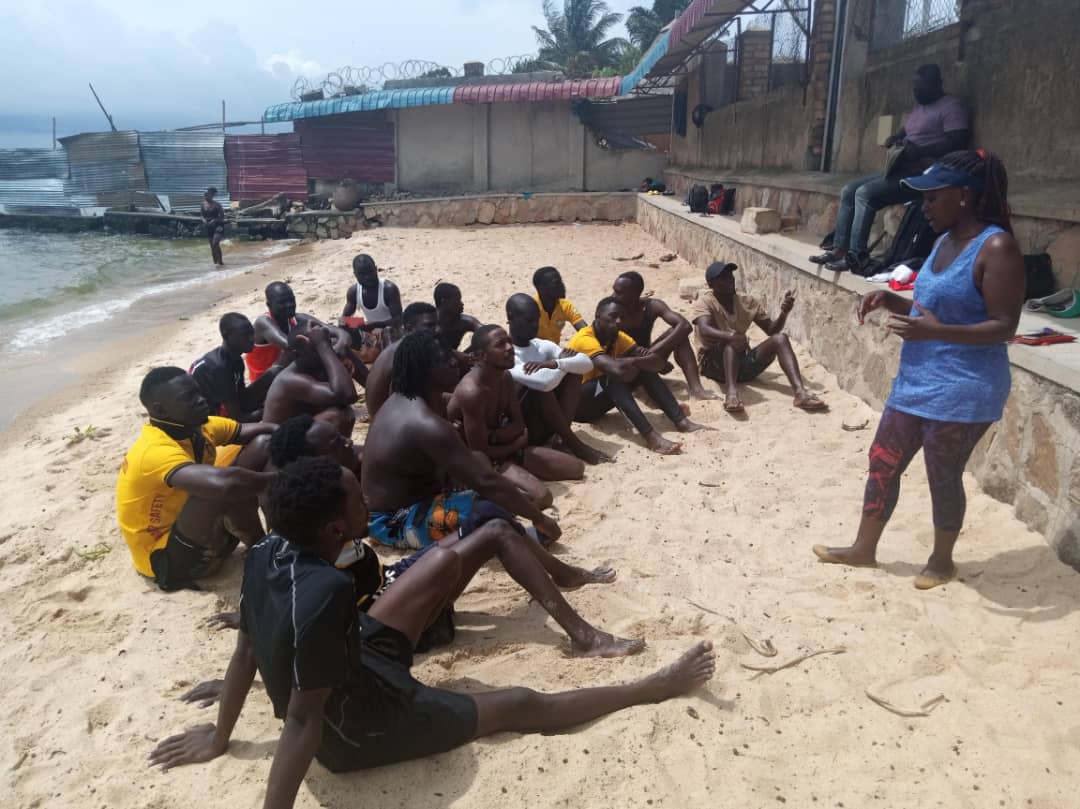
[340,254,403,363]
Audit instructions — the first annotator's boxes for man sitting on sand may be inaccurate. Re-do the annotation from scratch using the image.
[611,270,718,401]
[190,313,281,422]
[506,293,609,465]
[691,262,827,414]
[448,325,584,508]
[247,281,360,383]
[261,322,359,425]
[363,302,440,419]
[434,282,482,350]
[341,253,403,363]
[149,456,715,801]
[533,266,587,344]
[569,298,707,455]
[116,367,276,591]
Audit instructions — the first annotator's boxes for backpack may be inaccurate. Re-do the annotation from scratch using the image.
[1023,253,1055,301]
[867,200,937,276]
[688,184,709,214]
[719,186,736,215]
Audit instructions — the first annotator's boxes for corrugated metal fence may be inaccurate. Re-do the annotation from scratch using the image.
[224,134,308,201]
[141,131,230,210]
[295,112,395,184]
[60,131,148,207]
[0,147,82,215]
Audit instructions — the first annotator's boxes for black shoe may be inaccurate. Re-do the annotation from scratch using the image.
[824,258,849,272]
[810,250,843,265]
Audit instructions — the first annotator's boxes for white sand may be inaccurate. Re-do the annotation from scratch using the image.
[2,222,1077,809]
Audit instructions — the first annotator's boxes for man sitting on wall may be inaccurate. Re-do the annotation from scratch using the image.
[811,64,970,273]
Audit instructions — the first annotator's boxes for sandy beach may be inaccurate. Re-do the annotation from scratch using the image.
[2,222,1077,809]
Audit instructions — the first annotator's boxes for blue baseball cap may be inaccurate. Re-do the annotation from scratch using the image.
[902,162,985,193]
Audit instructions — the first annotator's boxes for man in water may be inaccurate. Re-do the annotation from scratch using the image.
[611,271,717,400]
[434,282,481,350]
[341,253,403,363]
[691,262,826,414]
[116,367,276,591]
[506,293,609,465]
[247,282,360,383]
[190,313,281,422]
[200,187,225,266]
[448,325,584,508]
[533,266,587,344]
[148,455,715,804]
[363,301,440,420]
[569,298,707,455]
[261,322,359,425]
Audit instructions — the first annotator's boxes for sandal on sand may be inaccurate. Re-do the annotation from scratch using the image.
[812,544,878,567]
[914,569,956,590]
[724,396,744,413]
[794,396,828,412]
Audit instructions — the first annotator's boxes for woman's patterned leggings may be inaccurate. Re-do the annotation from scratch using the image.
[863,407,992,532]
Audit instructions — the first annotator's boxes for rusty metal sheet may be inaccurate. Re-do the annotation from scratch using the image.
[224,134,308,200]
[453,77,622,105]
[295,113,395,184]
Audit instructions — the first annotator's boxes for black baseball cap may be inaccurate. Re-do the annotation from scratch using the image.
[705,262,737,281]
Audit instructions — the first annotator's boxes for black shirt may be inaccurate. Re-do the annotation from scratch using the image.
[190,346,246,419]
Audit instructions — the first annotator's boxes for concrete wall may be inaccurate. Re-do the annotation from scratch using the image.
[636,195,1080,568]
[396,100,667,196]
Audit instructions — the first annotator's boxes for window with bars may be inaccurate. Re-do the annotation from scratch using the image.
[872,0,961,50]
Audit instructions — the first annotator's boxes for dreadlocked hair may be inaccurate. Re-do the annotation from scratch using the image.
[940,150,1012,234]
[268,414,316,468]
[266,456,346,548]
[391,329,446,399]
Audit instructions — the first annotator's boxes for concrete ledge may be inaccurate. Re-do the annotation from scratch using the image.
[362,192,636,228]
[637,193,1080,567]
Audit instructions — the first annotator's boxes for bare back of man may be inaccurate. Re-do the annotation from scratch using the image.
[261,325,358,425]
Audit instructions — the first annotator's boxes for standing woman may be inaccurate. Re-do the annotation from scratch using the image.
[813,150,1025,589]
[201,187,226,266]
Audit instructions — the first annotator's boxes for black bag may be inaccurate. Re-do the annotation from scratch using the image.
[719,186,736,215]
[688,184,709,214]
[1024,253,1055,301]
[873,201,937,274]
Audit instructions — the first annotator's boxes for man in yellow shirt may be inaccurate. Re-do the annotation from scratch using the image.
[116,367,277,591]
[532,266,587,344]
[568,298,708,455]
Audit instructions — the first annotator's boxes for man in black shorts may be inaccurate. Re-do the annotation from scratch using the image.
[190,313,282,422]
[691,261,826,414]
[116,367,277,591]
[149,456,716,802]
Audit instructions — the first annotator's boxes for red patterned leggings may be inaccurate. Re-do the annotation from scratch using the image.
[863,407,991,532]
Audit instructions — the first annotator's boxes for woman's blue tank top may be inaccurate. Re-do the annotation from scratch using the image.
[887,225,1010,424]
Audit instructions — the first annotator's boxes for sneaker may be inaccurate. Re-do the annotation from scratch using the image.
[824,258,849,272]
[810,250,843,265]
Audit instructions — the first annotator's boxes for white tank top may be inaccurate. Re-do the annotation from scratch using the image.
[356,278,392,323]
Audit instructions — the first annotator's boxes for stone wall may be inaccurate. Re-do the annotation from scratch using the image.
[285,211,360,240]
[636,196,1080,568]
[362,192,636,228]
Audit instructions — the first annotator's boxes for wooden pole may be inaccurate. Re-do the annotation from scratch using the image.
[88,83,117,131]
[222,100,226,133]
[52,117,56,149]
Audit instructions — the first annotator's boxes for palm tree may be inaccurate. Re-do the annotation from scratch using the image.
[532,0,628,78]
[625,0,690,50]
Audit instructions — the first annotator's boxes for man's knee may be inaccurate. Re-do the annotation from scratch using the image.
[427,545,464,581]
[840,179,862,202]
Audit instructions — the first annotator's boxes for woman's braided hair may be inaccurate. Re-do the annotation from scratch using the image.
[939,149,1012,234]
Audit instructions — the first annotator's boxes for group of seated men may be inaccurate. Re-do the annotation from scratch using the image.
[121,252,826,803]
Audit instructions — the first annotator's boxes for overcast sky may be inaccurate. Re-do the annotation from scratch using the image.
[1,0,644,147]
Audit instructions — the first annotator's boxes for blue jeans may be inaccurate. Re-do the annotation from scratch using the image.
[833,174,919,253]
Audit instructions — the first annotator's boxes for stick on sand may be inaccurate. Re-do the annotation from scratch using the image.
[741,647,846,674]
[865,691,947,718]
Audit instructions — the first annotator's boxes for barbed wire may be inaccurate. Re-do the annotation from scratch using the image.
[290,56,551,101]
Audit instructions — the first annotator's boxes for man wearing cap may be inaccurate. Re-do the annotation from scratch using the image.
[201,187,226,266]
[811,64,969,273]
[691,262,826,414]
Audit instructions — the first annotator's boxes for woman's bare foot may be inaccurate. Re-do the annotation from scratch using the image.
[639,641,716,701]
[644,432,682,455]
[689,385,720,400]
[676,418,710,433]
[914,557,956,590]
[812,544,878,567]
[571,631,647,658]
[553,564,617,589]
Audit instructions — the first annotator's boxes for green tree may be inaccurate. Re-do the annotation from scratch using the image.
[532,0,628,78]
[625,0,690,50]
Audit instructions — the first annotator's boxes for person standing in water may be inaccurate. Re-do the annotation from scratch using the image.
[813,150,1024,589]
[200,187,226,266]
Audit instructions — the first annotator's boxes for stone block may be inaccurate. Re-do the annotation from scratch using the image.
[1025,414,1059,499]
[1047,225,1080,289]
[477,201,496,225]
[679,279,702,301]
[740,207,781,235]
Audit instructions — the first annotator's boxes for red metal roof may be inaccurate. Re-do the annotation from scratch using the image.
[294,113,395,184]
[224,134,308,200]
[453,77,622,105]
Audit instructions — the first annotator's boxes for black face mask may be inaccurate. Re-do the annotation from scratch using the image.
[914,86,943,106]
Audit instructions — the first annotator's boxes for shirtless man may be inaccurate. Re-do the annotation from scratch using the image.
[116,367,277,591]
[148,456,715,806]
[364,302,439,420]
[569,298,708,455]
[341,254,402,363]
[611,271,717,400]
[261,322,358,424]
[247,282,361,383]
[506,293,609,465]
[449,325,584,508]
[200,187,225,266]
[434,282,481,350]
[691,262,827,414]
[190,313,281,422]
[533,266,587,344]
